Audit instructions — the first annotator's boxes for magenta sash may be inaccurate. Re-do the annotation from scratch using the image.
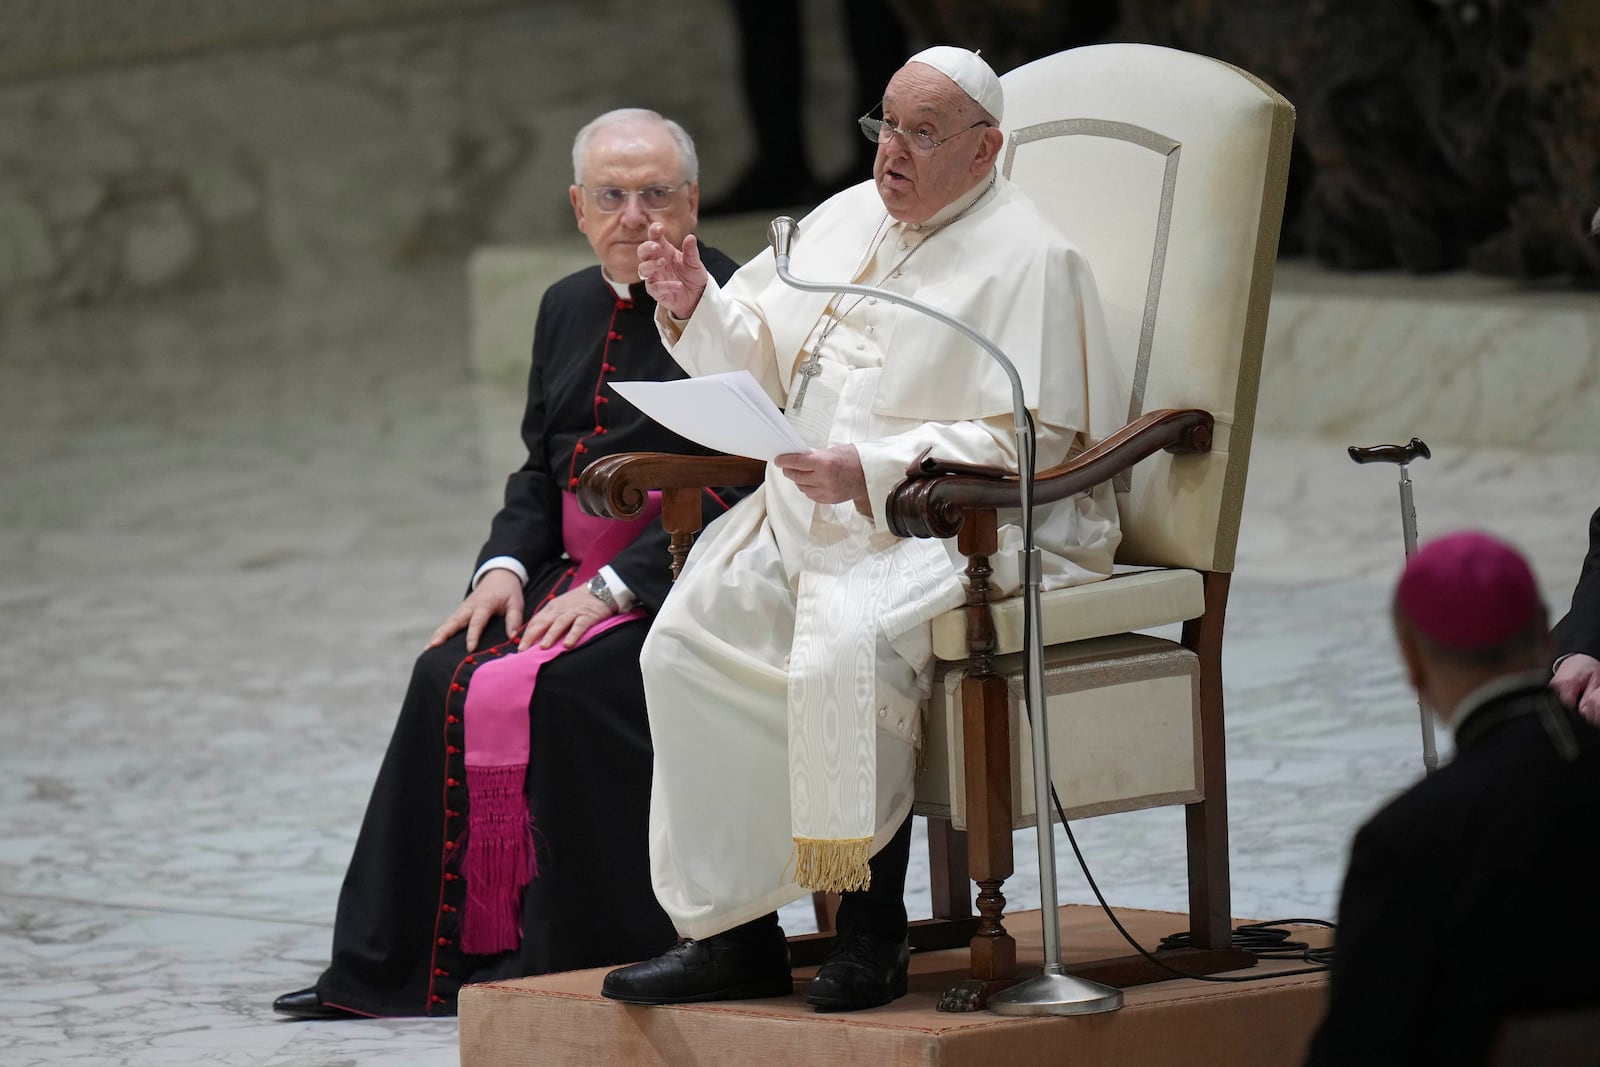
[459,491,662,954]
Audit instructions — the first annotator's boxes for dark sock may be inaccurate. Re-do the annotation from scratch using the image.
[717,911,783,945]
[833,813,913,941]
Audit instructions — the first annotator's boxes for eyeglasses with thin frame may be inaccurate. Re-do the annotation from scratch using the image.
[857,113,993,157]
[582,183,685,213]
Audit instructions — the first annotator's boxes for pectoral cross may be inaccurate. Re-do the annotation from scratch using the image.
[790,351,822,413]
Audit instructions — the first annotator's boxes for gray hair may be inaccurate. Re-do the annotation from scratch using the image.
[571,108,699,185]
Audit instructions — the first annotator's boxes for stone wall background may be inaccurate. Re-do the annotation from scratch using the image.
[0,0,1594,321]
[898,0,1600,284]
[0,0,867,315]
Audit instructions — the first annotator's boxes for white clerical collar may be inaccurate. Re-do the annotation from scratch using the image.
[1445,669,1553,740]
[601,273,633,298]
[903,169,999,231]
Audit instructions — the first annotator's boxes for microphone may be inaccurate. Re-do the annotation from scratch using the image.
[767,215,797,270]
[765,214,1120,1015]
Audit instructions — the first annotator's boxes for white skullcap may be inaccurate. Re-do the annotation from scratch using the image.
[906,46,1003,124]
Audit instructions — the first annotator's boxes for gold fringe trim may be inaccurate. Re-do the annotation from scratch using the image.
[792,836,874,893]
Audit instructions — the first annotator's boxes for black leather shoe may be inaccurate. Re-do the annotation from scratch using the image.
[806,928,910,1012]
[272,987,357,1020]
[601,933,793,1005]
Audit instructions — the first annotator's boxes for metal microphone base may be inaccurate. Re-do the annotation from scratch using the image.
[987,970,1125,1016]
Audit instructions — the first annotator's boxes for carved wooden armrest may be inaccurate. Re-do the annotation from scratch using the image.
[887,408,1214,539]
[578,452,768,579]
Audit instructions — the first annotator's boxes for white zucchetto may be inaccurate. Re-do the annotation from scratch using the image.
[906,45,1004,124]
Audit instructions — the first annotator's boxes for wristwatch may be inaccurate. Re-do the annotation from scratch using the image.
[586,573,619,614]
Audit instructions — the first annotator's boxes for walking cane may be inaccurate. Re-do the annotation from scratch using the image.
[1347,437,1438,774]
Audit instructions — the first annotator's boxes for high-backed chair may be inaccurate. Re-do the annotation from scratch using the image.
[579,42,1294,1010]
[901,41,1295,1008]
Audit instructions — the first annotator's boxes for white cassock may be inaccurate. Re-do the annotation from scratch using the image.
[642,172,1121,939]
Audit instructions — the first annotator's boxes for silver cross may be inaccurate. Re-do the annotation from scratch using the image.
[790,352,822,413]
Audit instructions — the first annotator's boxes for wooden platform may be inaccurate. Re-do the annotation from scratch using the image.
[458,905,1331,1066]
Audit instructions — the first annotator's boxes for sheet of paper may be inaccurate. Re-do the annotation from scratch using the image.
[610,371,808,461]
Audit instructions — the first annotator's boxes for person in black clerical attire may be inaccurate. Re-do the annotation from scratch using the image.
[273,109,742,1019]
[1552,506,1600,725]
[1550,216,1600,728]
[1304,531,1600,1066]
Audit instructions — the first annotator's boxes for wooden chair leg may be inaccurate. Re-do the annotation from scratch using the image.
[963,670,1016,982]
[926,817,972,920]
[1182,572,1233,950]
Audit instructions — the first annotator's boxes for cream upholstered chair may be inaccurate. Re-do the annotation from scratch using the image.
[900,42,1295,1008]
[579,42,1294,1009]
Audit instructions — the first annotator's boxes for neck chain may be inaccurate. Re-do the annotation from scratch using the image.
[790,176,995,414]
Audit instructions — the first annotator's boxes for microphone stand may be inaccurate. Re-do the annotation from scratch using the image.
[768,215,1122,1016]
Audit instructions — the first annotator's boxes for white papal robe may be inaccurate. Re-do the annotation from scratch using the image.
[642,173,1121,939]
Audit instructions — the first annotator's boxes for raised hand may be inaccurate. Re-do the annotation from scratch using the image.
[637,221,709,319]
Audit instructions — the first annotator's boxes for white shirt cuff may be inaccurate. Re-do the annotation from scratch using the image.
[598,565,637,612]
[472,556,528,589]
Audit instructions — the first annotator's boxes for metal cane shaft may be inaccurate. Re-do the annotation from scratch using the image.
[1399,472,1419,557]
[1398,467,1439,774]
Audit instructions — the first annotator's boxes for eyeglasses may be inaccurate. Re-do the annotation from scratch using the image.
[583,184,684,213]
[858,113,992,157]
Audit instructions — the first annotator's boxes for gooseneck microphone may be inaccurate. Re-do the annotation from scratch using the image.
[767,215,796,267]
[766,214,1122,1017]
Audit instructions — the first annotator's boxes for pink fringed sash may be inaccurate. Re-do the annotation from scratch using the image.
[459,491,661,954]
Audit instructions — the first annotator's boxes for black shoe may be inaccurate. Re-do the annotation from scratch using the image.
[805,928,910,1012]
[272,987,357,1020]
[601,933,793,1005]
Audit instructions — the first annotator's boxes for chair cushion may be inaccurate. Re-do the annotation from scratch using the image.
[930,568,1205,661]
[916,633,1203,827]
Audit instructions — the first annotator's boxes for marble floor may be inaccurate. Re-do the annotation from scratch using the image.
[1,261,1594,1066]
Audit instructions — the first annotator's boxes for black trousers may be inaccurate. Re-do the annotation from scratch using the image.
[728,811,915,945]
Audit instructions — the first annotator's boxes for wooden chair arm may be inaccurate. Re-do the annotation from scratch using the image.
[577,452,769,522]
[578,451,768,579]
[887,407,1214,539]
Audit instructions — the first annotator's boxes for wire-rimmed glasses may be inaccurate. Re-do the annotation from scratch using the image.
[857,113,992,156]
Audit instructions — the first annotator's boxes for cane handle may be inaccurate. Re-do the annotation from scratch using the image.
[1347,438,1431,466]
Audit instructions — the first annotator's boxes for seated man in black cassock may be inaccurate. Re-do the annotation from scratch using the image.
[1304,531,1600,1065]
[273,109,742,1019]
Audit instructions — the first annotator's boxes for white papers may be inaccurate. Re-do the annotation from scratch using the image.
[610,371,808,461]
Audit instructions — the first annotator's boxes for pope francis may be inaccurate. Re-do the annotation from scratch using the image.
[603,46,1121,1012]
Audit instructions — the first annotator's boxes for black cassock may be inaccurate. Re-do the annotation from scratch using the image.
[1303,685,1600,1066]
[1553,504,1600,662]
[316,247,742,1016]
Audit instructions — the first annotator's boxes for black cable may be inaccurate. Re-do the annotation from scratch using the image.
[1010,408,1335,982]
[1047,783,1334,982]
